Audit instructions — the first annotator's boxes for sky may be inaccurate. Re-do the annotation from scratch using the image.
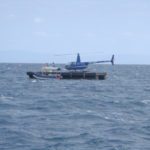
[0,0,150,64]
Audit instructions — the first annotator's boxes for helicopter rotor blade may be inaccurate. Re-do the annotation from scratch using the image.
[54,53,75,56]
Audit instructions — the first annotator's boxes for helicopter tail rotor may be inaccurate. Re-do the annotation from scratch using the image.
[111,54,114,65]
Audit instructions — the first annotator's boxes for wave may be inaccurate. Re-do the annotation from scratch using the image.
[0,94,14,100]
[141,99,150,104]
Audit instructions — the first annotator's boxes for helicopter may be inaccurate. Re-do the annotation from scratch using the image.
[65,53,114,70]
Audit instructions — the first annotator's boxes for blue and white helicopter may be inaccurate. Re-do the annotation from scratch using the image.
[65,53,114,70]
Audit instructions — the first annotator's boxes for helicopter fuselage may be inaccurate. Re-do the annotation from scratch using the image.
[65,62,89,70]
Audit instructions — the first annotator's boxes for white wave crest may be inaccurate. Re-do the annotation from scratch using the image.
[0,94,14,100]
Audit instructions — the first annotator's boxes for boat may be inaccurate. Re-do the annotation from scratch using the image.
[41,65,61,73]
[29,72,62,80]
[27,71,107,80]
[27,65,62,80]
[26,53,114,80]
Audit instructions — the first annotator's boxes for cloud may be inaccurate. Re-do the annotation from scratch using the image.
[9,14,16,18]
[7,14,16,19]
[34,31,48,37]
[122,31,134,37]
[86,32,96,38]
[34,17,44,23]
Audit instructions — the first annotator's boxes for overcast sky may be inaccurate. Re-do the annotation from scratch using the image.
[0,0,150,64]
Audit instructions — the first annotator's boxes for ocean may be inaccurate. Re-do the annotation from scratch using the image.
[0,64,150,150]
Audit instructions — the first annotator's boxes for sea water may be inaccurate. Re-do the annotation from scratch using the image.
[0,64,150,150]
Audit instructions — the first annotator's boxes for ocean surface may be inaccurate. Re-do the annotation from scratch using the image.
[0,64,150,150]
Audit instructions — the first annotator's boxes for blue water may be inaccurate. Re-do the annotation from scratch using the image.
[0,64,150,150]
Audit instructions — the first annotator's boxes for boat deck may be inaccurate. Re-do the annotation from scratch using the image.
[27,71,107,80]
[60,71,107,80]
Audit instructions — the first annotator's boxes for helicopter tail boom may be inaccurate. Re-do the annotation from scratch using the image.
[88,55,114,65]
